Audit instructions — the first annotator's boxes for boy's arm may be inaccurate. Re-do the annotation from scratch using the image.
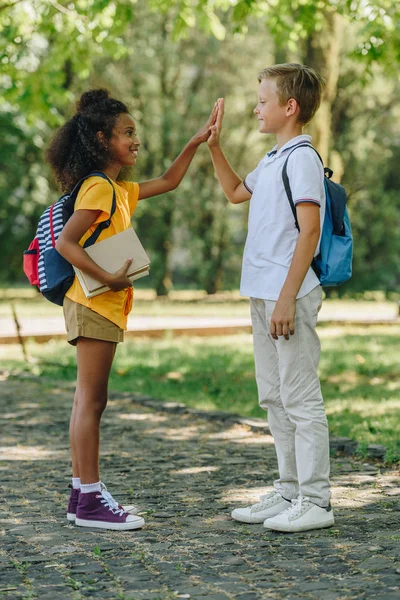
[270,203,320,340]
[208,98,251,205]
[138,103,218,200]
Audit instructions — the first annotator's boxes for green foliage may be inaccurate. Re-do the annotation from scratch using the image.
[229,0,400,64]
[2,325,399,461]
[2,1,399,122]
[332,56,400,294]
[101,4,269,294]
[0,108,53,282]
[1,1,137,123]
[1,0,400,293]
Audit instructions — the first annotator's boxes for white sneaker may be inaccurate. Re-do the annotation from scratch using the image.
[231,491,292,523]
[263,496,334,532]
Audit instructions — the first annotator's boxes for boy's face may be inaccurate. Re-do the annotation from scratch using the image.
[108,113,141,166]
[254,78,290,134]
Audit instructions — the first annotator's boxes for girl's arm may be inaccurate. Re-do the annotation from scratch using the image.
[138,103,218,200]
[56,209,133,291]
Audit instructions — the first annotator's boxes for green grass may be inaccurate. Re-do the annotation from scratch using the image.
[1,324,399,463]
[1,286,398,318]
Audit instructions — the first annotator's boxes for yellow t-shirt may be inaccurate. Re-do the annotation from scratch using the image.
[65,176,140,329]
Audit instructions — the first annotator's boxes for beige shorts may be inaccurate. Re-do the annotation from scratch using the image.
[63,297,124,346]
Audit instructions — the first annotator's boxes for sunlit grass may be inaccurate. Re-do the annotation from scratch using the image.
[1,324,399,462]
[1,286,398,319]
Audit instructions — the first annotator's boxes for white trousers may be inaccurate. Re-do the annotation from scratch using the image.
[250,286,331,507]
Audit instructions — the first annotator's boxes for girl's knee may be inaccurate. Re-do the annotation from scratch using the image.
[93,396,108,416]
[77,392,108,415]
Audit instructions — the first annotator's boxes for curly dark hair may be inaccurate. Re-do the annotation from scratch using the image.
[46,89,129,192]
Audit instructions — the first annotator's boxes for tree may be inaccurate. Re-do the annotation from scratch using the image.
[4,1,399,127]
[0,109,52,282]
[1,0,400,293]
[97,3,270,295]
[331,56,400,294]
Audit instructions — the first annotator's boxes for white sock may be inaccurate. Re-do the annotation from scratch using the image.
[72,477,81,490]
[80,482,102,494]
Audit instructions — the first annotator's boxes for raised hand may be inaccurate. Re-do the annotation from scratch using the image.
[207,97,224,148]
[191,100,219,145]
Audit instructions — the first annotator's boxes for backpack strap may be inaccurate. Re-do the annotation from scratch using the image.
[62,171,117,248]
[281,143,326,232]
[83,172,117,248]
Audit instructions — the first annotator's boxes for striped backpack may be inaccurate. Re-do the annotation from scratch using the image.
[23,171,116,306]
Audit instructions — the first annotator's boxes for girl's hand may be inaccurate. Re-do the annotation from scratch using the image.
[106,258,133,291]
[190,100,219,146]
[207,98,224,148]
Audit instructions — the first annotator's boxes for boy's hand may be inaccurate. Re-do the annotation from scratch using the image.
[207,97,224,148]
[190,101,219,146]
[106,258,133,291]
[270,296,296,340]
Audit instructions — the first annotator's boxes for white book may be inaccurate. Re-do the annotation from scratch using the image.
[73,227,150,298]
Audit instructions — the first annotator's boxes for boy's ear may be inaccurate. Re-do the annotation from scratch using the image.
[286,98,300,118]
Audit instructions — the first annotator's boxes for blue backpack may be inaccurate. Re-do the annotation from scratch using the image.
[23,171,116,306]
[282,143,353,287]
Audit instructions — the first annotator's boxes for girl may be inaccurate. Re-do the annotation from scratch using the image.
[47,88,217,531]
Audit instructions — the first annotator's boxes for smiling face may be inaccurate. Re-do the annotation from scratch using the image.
[254,78,292,135]
[108,113,141,167]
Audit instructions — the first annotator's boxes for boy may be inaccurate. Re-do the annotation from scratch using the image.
[208,64,334,532]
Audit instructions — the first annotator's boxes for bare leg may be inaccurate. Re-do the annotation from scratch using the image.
[70,337,117,484]
[70,344,117,479]
[70,388,80,477]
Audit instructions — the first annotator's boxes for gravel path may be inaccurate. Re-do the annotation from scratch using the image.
[0,376,399,600]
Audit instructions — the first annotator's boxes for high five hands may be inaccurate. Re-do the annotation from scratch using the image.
[189,98,224,146]
[207,98,224,147]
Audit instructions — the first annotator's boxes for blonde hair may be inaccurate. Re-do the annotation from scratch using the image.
[258,63,325,125]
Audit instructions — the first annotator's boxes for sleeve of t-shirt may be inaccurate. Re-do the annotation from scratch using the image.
[74,178,114,226]
[286,149,324,207]
[117,181,140,216]
[243,157,265,194]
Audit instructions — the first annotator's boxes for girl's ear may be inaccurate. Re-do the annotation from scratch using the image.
[96,131,107,147]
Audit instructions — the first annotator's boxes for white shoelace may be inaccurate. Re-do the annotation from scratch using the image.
[284,495,311,519]
[251,491,281,512]
[99,483,126,516]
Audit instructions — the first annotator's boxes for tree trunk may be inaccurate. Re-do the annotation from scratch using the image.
[304,12,343,166]
[204,219,227,295]
[153,215,173,297]
[153,17,175,297]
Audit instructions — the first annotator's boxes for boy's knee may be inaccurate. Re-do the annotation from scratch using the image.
[258,391,281,411]
[283,402,328,428]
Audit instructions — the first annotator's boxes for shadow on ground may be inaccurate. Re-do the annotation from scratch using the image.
[0,377,399,600]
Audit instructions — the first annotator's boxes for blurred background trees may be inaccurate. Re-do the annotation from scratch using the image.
[1,0,399,295]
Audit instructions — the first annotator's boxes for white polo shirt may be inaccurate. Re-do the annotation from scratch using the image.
[240,134,326,301]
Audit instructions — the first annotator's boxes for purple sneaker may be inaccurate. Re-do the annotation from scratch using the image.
[67,483,139,522]
[67,487,80,522]
[75,488,145,531]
